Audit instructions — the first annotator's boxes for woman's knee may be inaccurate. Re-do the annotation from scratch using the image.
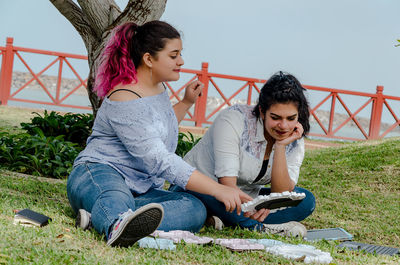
[161,192,207,232]
[67,163,134,214]
[67,164,89,213]
[294,187,316,217]
[183,193,207,230]
[166,187,207,230]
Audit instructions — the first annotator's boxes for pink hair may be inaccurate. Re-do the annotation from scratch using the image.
[93,23,138,98]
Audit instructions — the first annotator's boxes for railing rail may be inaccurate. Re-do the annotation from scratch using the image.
[1,37,399,140]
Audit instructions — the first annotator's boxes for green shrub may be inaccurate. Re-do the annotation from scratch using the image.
[20,110,93,147]
[3,110,201,179]
[176,132,201,158]
[0,130,79,179]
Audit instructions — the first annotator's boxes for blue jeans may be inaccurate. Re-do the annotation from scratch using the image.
[169,185,315,231]
[67,162,206,238]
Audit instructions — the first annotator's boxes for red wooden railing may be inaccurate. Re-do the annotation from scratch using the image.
[1,37,399,140]
[0,37,90,110]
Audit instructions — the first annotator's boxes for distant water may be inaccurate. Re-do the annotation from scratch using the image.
[7,88,400,141]
[8,87,92,113]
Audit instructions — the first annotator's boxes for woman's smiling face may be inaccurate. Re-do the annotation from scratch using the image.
[150,38,184,82]
[261,102,299,141]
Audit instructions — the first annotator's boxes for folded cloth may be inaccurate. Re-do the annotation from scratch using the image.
[248,238,285,247]
[215,238,265,252]
[263,243,333,264]
[137,237,176,250]
[147,230,333,263]
[152,230,213,244]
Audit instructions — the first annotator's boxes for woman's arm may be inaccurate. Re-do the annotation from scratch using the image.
[218,176,239,189]
[186,170,252,215]
[219,175,270,222]
[270,143,295,192]
[173,81,203,123]
[270,122,304,192]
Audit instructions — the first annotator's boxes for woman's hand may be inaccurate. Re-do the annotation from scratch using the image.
[173,80,204,123]
[181,80,203,106]
[244,208,271,222]
[218,177,270,221]
[275,122,303,146]
[213,184,252,215]
[186,171,252,215]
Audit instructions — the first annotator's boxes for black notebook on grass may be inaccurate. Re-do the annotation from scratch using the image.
[14,209,52,227]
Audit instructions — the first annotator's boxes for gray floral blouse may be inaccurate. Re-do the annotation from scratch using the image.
[74,89,195,194]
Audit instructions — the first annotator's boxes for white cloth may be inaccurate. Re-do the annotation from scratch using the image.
[184,105,305,198]
[146,230,334,263]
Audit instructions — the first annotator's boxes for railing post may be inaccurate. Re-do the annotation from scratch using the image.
[247,82,253,105]
[194,62,209,127]
[0,37,15,105]
[368,86,384,140]
[328,92,337,137]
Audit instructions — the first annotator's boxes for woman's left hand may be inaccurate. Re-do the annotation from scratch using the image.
[244,208,270,222]
[182,80,204,106]
[276,122,303,146]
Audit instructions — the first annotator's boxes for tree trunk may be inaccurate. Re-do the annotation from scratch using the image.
[49,0,167,116]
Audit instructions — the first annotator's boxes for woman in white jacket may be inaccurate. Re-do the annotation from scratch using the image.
[170,72,315,237]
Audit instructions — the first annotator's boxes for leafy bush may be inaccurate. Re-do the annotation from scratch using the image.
[20,110,93,147]
[0,130,79,179]
[176,132,201,158]
[3,110,201,179]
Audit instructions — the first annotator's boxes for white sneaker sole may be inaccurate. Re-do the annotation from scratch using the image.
[107,203,164,247]
[75,209,91,230]
[206,216,224,231]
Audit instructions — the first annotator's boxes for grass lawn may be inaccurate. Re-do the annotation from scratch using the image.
[0,105,399,264]
[0,106,45,134]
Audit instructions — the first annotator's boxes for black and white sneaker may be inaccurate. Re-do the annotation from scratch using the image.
[75,209,92,230]
[205,215,224,231]
[261,221,307,237]
[106,203,164,247]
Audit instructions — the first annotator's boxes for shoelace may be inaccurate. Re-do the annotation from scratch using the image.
[108,210,131,239]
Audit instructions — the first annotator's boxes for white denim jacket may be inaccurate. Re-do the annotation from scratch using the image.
[184,104,305,198]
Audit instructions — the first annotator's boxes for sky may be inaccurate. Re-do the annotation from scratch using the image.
[0,0,399,122]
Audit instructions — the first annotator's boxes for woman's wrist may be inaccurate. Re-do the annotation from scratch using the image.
[209,181,224,198]
[274,142,287,150]
[180,98,193,109]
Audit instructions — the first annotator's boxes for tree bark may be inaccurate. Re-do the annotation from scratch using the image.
[49,0,167,116]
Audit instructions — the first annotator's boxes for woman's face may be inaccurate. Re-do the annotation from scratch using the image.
[150,38,184,82]
[261,102,299,141]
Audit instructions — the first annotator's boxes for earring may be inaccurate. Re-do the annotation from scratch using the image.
[150,68,152,81]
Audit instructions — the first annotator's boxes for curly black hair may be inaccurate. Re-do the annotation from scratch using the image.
[253,71,310,136]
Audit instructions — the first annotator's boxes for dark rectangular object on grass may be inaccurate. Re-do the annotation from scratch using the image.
[304,228,353,241]
[337,241,400,256]
[14,208,52,227]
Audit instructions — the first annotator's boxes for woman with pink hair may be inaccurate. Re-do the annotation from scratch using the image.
[67,21,251,248]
